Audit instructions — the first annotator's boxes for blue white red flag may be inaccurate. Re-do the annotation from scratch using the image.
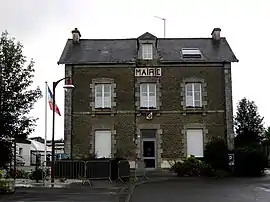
[47,86,61,116]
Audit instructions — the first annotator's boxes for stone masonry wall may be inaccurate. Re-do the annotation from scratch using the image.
[67,64,228,162]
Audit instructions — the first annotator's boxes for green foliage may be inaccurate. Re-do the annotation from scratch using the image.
[234,97,264,147]
[29,168,44,182]
[204,137,230,171]
[170,155,214,177]
[234,146,267,177]
[0,31,42,168]
[0,179,15,193]
[262,126,270,144]
[6,169,29,179]
[0,141,12,169]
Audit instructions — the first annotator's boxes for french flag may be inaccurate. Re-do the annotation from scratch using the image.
[47,86,61,116]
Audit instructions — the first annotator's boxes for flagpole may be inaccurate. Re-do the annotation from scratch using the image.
[44,81,48,169]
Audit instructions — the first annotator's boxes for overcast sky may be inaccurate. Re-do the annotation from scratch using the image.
[0,0,269,140]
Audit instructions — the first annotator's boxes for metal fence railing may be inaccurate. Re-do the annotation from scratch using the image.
[52,159,132,185]
[118,160,131,183]
[134,160,148,180]
[10,158,149,185]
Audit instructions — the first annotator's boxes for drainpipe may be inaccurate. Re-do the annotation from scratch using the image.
[134,66,137,160]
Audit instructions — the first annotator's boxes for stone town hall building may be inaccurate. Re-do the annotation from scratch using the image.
[58,28,238,169]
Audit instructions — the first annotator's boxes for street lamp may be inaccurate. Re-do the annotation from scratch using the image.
[51,77,74,185]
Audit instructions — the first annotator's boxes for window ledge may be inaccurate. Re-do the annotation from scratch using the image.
[185,107,203,109]
[139,108,158,112]
[183,108,207,115]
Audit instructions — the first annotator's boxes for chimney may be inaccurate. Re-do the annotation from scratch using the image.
[211,28,221,41]
[71,28,81,43]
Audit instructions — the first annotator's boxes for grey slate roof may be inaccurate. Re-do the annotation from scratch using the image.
[58,33,238,64]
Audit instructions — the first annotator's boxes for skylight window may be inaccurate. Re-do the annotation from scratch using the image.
[181,48,202,58]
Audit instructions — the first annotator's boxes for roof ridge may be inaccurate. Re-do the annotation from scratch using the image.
[67,38,136,41]
[67,37,227,41]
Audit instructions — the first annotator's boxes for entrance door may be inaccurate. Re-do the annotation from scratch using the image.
[142,139,156,169]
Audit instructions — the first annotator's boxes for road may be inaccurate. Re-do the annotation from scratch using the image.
[0,186,122,201]
[130,177,270,202]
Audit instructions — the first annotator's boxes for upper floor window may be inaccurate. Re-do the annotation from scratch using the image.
[95,84,111,108]
[142,44,153,60]
[185,83,202,107]
[140,83,156,108]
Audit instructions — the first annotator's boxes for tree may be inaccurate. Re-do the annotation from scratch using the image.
[234,97,264,147]
[0,31,42,168]
[262,126,270,144]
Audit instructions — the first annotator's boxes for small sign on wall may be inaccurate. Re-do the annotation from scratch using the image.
[228,153,235,166]
[135,68,162,77]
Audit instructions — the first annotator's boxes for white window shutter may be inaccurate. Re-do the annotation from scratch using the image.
[186,129,204,157]
[95,131,112,158]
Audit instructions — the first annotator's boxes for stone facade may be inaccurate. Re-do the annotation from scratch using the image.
[59,30,238,169]
[64,63,232,167]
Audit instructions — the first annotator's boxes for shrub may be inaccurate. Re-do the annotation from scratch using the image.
[5,169,28,179]
[29,168,44,182]
[0,179,15,194]
[171,155,213,177]
[234,146,267,177]
[204,137,230,171]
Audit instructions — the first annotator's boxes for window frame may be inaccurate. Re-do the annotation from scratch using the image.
[181,48,202,58]
[94,83,112,108]
[140,83,157,109]
[185,82,202,108]
[142,44,153,60]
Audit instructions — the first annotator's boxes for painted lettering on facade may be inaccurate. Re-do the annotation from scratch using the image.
[135,68,162,77]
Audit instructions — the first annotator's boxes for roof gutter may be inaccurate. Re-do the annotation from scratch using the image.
[57,61,136,65]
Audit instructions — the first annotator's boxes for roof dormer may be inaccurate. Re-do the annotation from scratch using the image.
[137,32,158,60]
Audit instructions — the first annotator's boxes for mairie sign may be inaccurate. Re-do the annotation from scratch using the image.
[135,68,162,77]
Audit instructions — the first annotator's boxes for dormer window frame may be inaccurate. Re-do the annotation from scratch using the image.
[142,43,153,60]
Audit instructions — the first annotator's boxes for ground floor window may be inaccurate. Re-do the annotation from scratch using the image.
[94,130,112,158]
[186,129,204,157]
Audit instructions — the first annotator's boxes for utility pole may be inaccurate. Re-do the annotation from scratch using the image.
[154,16,166,38]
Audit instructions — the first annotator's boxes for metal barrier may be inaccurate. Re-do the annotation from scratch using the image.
[134,160,148,181]
[118,160,131,183]
[52,159,131,185]
[55,160,85,179]
[86,160,112,183]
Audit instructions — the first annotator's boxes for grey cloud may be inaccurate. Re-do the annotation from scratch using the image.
[0,0,75,39]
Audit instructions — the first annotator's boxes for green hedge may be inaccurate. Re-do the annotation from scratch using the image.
[234,146,267,177]
[0,179,15,194]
